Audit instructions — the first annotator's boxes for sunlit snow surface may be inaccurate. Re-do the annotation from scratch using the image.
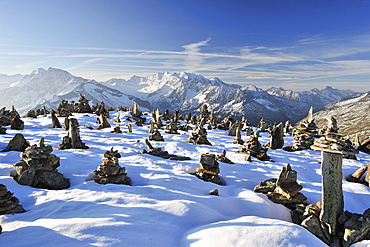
[1,112,370,247]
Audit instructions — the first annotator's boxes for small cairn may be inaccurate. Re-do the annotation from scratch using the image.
[59,118,89,150]
[312,116,358,159]
[258,117,269,132]
[11,138,70,189]
[188,125,212,146]
[164,121,180,135]
[140,139,190,160]
[75,94,93,113]
[0,184,26,215]
[56,100,73,117]
[50,110,62,128]
[194,153,224,185]
[111,123,122,134]
[148,129,164,142]
[237,131,272,161]
[284,107,318,151]
[216,150,234,164]
[265,122,284,149]
[254,164,307,209]
[26,110,37,118]
[151,109,163,129]
[232,125,244,145]
[97,114,111,129]
[1,134,30,152]
[91,148,131,185]
[284,120,293,135]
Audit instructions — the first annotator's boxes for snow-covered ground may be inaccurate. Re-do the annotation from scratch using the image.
[1,112,370,247]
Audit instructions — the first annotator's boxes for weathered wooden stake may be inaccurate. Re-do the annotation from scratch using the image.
[319,151,344,236]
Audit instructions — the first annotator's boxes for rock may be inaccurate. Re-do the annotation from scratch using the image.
[216,150,234,164]
[11,138,70,189]
[10,117,24,130]
[265,122,284,149]
[357,138,370,155]
[237,131,272,161]
[50,110,62,128]
[164,121,180,135]
[59,118,89,150]
[141,139,190,160]
[253,178,277,193]
[91,148,131,185]
[148,129,164,142]
[2,134,30,152]
[341,209,370,247]
[75,94,93,113]
[97,114,111,129]
[0,184,26,215]
[209,189,219,196]
[188,126,212,146]
[194,153,224,185]
[346,166,367,184]
[301,215,331,245]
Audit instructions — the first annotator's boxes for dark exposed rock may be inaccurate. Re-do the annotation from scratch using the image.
[357,138,370,155]
[50,110,62,128]
[11,138,70,189]
[265,122,284,149]
[10,117,24,130]
[0,184,26,215]
[59,118,89,150]
[2,134,30,152]
[91,148,131,185]
[148,129,164,142]
[140,139,190,160]
[164,121,180,135]
[209,189,219,196]
[216,150,234,164]
[253,178,277,194]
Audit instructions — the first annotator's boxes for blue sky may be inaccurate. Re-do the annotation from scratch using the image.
[0,0,370,91]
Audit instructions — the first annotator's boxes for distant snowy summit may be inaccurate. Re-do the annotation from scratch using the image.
[0,67,357,125]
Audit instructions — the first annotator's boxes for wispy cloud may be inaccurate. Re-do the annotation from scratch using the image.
[66,58,106,71]
[15,60,46,69]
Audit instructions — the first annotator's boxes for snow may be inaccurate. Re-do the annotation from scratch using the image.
[1,112,370,246]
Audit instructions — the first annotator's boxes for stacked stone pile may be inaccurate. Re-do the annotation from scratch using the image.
[311,116,358,159]
[188,126,212,146]
[59,118,89,150]
[164,121,180,134]
[254,164,307,209]
[75,94,93,113]
[216,150,234,164]
[357,138,370,155]
[148,129,164,142]
[194,153,224,185]
[0,123,6,134]
[11,138,70,189]
[232,125,244,145]
[0,184,26,215]
[0,106,21,126]
[56,100,73,117]
[91,148,131,185]
[237,132,272,161]
[284,107,318,151]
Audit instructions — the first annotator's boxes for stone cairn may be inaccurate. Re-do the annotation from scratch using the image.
[265,122,284,149]
[111,122,122,134]
[91,148,131,185]
[194,153,224,185]
[284,107,318,151]
[1,134,30,152]
[140,139,190,160]
[164,121,180,135]
[284,120,293,135]
[10,116,24,130]
[148,129,164,142]
[216,150,234,164]
[0,106,21,126]
[97,114,111,129]
[290,128,369,246]
[0,123,6,134]
[130,102,145,126]
[50,110,62,128]
[11,138,70,189]
[237,131,273,161]
[59,118,89,150]
[56,99,73,117]
[258,117,270,132]
[254,164,307,209]
[0,184,26,215]
[188,125,212,146]
[232,125,244,145]
[315,116,358,159]
[75,94,93,113]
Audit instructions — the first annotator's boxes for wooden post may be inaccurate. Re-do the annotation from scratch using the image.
[319,151,344,236]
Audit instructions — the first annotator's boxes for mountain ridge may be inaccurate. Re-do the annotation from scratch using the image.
[0,67,358,125]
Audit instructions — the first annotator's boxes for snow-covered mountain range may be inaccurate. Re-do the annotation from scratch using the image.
[313,92,370,142]
[0,68,356,125]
